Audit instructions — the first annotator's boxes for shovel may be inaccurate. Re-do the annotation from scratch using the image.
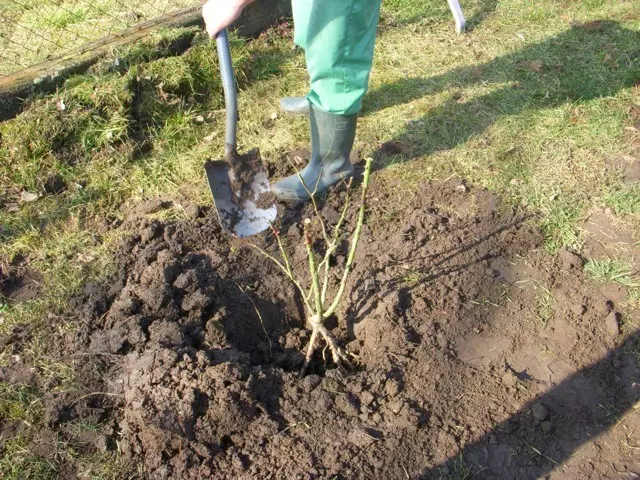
[205,29,277,238]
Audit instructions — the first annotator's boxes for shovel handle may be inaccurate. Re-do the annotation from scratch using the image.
[215,29,237,156]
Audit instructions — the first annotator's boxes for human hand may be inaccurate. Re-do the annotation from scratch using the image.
[202,0,253,38]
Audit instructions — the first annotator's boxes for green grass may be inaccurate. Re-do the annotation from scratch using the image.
[34,4,90,30]
[438,453,476,480]
[0,381,131,479]
[0,438,57,480]
[584,258,640,305]
[0,31,259,336]
[584,258,640,288]
[363,6,640,251]
[0,383,43,425]
[0,0,197,75]
[74,452,136,480]
[0,384,55,479]
[603,182,640,217]
[1,0,639,475]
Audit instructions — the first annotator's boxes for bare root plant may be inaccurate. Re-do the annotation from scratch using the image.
[252,157,373,377]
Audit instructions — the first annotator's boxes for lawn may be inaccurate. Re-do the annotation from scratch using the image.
[0,0,196,76]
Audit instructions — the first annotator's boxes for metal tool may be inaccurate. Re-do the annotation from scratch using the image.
[447,0,466,34]
[205,29,277,238]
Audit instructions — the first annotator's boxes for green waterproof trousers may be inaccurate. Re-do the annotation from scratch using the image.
[292,0,382,116]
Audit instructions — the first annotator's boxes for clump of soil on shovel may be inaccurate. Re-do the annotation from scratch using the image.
[5,177,639,479]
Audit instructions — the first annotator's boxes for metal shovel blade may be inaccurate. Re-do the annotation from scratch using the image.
[205,149,277,238]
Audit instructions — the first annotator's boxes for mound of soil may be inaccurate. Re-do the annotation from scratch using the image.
[3,174,639,479]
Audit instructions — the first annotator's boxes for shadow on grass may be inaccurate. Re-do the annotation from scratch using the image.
[365,20,640,166]
[419,330,640,479]
[465,0,499,31]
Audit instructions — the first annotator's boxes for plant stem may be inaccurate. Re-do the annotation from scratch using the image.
[323,157,372,319]
[320,178,353,304]
[292,160,330,245]
[304,221,323,320]
[272,225,293,278]
[300,221,323,377]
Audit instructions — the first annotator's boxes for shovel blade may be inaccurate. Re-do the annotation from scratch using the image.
[205,154,277,238]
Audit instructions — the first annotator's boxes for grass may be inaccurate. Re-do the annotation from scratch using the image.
[603,182,640,217]
[0,384,55,479]
[0,30,257,331]
[74,452,136,480]
[0,0,197,75]
[438,453,476,480]
[0,0,639,475]
[584,258,640,288]
[584,258,640,305]
[0,383,43,425]
[535,285,555,328]
[0,438,57,480]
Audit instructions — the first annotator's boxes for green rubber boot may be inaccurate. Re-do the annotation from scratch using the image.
[272,103,356,201]
[279,97,310,115]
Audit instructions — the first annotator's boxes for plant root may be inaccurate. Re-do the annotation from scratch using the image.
[299,316,353,377]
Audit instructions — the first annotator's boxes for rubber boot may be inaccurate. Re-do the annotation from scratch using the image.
[279,96,310,115]
[272,103,356,201]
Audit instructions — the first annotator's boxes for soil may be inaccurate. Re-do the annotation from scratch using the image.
[205,148,276,236]
[226,149,270,203]
[1,171,639,479]
[255,191,277,210]
[582,209,640,262]
[0,256,43,303]
[605,154,640,183]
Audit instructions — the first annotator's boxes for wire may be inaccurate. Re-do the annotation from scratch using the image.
[0,0,194,77]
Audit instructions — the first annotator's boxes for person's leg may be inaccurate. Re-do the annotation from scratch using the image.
[279,0,313,115]
[303,0,381,116]
[291,0,311,50]
[273,0,381,200]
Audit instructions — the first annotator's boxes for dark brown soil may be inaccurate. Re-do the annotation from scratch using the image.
[0,257,43,303]
[255,191,277,210]
[2,173,639,479]
[225,148,270,203]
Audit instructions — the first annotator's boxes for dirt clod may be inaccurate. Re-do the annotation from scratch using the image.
[541,421,554,433]
[558,248,583,271]
[531,402,549,421]
[502,371,518,387]
[605,311,621,338]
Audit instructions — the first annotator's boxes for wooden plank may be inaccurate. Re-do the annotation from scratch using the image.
[0,0,292,121]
